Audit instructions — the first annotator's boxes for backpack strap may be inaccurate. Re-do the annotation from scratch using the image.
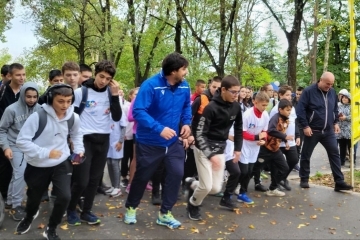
[77,86,88,115]
[67,113,75,134]
[0,84,7,103]
[33,108,47,141]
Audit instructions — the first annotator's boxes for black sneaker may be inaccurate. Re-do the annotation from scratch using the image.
[152,193,162,206]
[43,227,61,240]
[5,203,12,210]
[334,182,353,192]
[15,210,39,234]
[186,203,201,221]
[219,196,236,210]
[254,183,267,192]
[279,180,292,191]
[300,181,309,188]
[121,179,129,188]
[11,206,26,221]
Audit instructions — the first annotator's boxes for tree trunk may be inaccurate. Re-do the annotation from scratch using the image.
[286,32,298,89]
[175,5,182,53]
[323,0,331,72]
[311,0,318,83]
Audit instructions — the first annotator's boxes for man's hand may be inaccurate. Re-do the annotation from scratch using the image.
[257,140,266,146]
[339,115,346,121]
[115,142,123,151]
[304,127,312,137]
[160,127,177,140]
[232,151,241,163]
[180,125,191,139]
[49,150,62,159]
[72,152,84,165]
[334,124,340,134]
[109,80,120,96]
[296,138,301,146]
[285,135,294,141]
[210,155,222,171]
[187,136,195,145]
[4,148,12,160]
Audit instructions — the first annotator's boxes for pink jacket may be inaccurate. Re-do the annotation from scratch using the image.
[128,98,137,134]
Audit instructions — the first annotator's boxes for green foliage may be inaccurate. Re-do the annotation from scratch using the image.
[0,48,11,66]
[240,64,273,90]
[0,0,14,42]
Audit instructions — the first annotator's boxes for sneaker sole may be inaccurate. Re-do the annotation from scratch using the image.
[42,231,49,240]
[187,212,202,221]
[15,222,31,235]
[156,219,180,229]
[124,219,137,224]
[110,192,123,198]
[81,219,101,225]
[236,200,254,204]
[218,204,235,210]
[266,193,285,197]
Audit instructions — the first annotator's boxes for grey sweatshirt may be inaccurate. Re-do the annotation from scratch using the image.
[16,103,84,167]
[0,82,41,151]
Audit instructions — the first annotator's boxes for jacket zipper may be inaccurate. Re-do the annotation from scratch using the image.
[309,111,314,123]
[321,91,328,132]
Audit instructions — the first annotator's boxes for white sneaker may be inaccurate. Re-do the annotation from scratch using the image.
[110,188,122,197]
[105,187,114,194]
[234,184,240,195]
[266,188,285,197]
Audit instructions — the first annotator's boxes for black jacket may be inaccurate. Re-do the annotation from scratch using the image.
[0,81,20,120]
[38,86,51,105]
[296,83,339,131]
[193,90,243,159]
[74,78,122,121]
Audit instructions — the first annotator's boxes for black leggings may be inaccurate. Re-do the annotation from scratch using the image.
[121,139,134,178]
[239,162,255,194]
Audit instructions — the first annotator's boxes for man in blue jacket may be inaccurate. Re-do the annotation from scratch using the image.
[124,52,192,229]
[296,71,352,191]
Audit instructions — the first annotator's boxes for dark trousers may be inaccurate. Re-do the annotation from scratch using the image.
[297,128,304,161]
[0,150,12,199]
[24,161,72,228]
[338,138,351,163]
[252,159,263,185]
[121,139,134,178]
[280,146,298,179]
[258,147,289,190]
[239,162,255,194]
[151,161,165,196]
[126,141,185,213]
[300,130,344,183]
[224,160,241,196]
[182,148,197,184]
[68,134,109,212]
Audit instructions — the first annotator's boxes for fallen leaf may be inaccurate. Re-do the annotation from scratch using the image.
[300,212,305,215]
[329,227,336,230]
[37,223,45,229]
[260,212,268,215]
[254,194,261,198]
[330,231,336,234]
[60,224,68,230]
[234,209,242,215]
[297,224,307,229]
[305,223,310,226]
[105,203,111,206]
[191,227,199,233]
[333,216,340,220]
[178,226,185,230]
[289,206,295,210]
[122,233,127,236]
[228,227,235,232]
[108,206,116,210]
[117,213,124,218]
[316,208,324,212]
[198,221,206,225]
[249,224,255,229]
[310,215,317,219]
[270,220,276,225]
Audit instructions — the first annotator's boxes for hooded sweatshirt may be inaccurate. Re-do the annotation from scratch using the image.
[0,80,21,119]
[0,82,41,151]
[16,104,84,167]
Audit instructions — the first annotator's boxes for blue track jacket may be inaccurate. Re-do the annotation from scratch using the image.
[133,71,192,147]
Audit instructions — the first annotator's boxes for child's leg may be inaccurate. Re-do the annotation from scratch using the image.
[24,164,52,220]
[238,163,249,194]
[269,150,289,190]
[107,158,121,188]
[9,151,27,208]
[209,154,225,195]
[338,139,347,164]
[48,160,72,229]
[280,146,298,180]
[224,160,241,195]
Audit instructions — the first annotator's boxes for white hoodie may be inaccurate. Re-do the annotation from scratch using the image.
[16,103,84,167]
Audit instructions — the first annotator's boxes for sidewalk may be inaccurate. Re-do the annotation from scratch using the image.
[1,145,359,239]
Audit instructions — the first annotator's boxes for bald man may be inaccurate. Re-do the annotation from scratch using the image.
[296,72,352,191]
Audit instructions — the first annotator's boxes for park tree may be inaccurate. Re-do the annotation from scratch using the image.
[0,0,14,41]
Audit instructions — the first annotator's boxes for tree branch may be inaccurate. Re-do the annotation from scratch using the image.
[261,0,288,34]
[53,27,79,46]
[149,14,176,28]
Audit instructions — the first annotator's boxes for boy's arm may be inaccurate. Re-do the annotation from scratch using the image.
[0,108,14,150]
[70,114,84,154]
[110,95,122,121]
[267,115,287,142]
[16,113,52,160]
[233,108,243,151]
[194,106,215,160]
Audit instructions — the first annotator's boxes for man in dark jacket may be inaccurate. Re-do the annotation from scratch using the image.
[296,72,352,191]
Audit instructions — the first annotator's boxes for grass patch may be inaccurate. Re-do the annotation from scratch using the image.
[310,169,360,192]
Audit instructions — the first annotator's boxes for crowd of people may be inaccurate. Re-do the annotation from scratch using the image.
[0,52,355,240]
